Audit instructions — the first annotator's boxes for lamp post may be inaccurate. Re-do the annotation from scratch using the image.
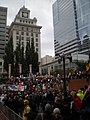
[62,55,67,98]
[56,53,72,99]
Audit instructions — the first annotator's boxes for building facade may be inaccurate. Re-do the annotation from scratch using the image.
[0,6,7,58]
[53,0,79,58]
[53,0,90,58]
[74,0,90,54]
[0,6,7,73]
[8,6,42,62]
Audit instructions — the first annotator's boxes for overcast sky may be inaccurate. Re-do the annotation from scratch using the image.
[0,0,56,58]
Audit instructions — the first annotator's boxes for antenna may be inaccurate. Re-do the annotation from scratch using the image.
[23,0,25,7]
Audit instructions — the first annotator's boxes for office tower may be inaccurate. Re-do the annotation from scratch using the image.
[0,6,7,58]
[74,0,90,54]
[6,26,9,44]
[53,0,90,57]
[8,6,42,62]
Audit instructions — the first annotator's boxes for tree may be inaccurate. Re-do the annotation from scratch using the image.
[75,60,87,71]
[14,36,25,74]
[33,52,39,73]
[31,39,39,73]
[14,37,21,74]
[25,40,32,73]
[3,36,14,74]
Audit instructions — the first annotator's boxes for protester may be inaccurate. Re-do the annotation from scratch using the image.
[23,99,30,120]
[80,85,90,120]
[52,108,63,120]
[70,90,82,120]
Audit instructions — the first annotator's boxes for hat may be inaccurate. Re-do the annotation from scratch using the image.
[53,108,60,114]
[45,103,51,111]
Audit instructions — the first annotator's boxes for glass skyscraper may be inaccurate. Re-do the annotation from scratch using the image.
[53,0,90,57]
[75,0,90,54]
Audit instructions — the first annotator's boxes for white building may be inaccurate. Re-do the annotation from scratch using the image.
[41,55,54,65]
[41,54,89,75]
[8,6,42,62]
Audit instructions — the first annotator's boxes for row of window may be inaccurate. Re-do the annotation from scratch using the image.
[16,40,38,46]
[16,42,38,51]
[20,20,33,24]
[16,26,39,33]
[16,36,38,42]
[16,31,38,37]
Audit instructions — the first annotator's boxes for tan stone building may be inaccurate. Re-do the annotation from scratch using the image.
[8,6,42,62]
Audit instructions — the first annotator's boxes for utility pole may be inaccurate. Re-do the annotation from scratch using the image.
[62,55,67,99]
[56,53,72,99]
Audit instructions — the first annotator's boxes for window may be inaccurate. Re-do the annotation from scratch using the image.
[26,32,29,36]
[27,27,28,31]
[22,37,24,40]
[22,42,24,46]
[16,36,19,39]
[36,34,38,37]
[31,38,34,41]
[31,33,33,36]
[16,43,18,45]
[36,48,38,52]
[16,31,19,35]
[0,62,2,65]
[36,43,38,47]
[36,38,38,42]
[26,37,30,41]
[22,32,24,35]
[22,27,24,30]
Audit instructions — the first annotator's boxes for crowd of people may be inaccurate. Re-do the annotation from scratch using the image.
[0,73,90,120]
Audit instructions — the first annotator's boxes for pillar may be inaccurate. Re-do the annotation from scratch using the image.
[29,64,32,73]
[48,65,51,76]
[19,64,22,74]
[8,64,11,78]
[39,64,42,75]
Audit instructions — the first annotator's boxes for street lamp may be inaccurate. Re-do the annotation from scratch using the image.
[56,53,72,99]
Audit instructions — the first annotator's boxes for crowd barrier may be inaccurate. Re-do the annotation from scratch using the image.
[0,102,23,120]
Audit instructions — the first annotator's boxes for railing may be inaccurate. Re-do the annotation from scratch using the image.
[0,110,9,120]
[0,102,23,120]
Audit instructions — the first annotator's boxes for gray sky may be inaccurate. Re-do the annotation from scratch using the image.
[0,0,56,58]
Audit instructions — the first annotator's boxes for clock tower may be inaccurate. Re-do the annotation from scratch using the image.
[9,6,42,64]
[16,5,30,19]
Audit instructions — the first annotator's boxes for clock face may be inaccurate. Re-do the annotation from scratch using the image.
[22,12,28,18]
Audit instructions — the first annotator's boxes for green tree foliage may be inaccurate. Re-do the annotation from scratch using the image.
[25,40,32,73]
[31,38,38,73]
[25,38,39,74]
[3,36,14,73]
[75,60,87,71]
[4,36,39,75]
[14,37,21,74]
[14,36,25,74]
